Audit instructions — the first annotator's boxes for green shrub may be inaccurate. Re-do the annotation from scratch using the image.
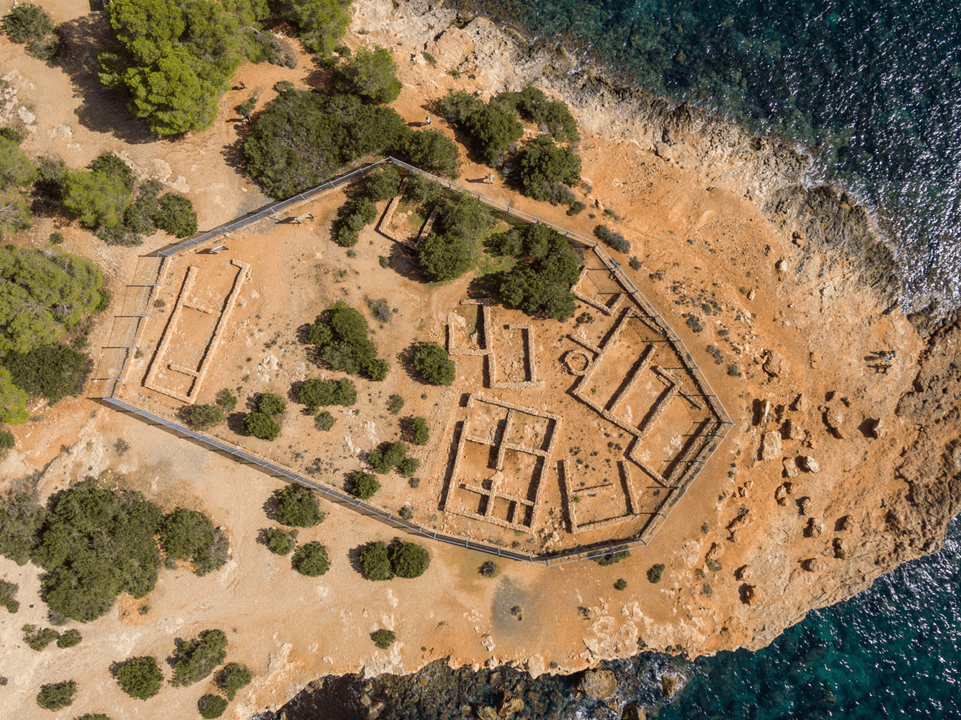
[236,94,258,117]
[614,578,627,591]
[216,662,252,700]
[261,527,297,555]
[403,173,445,206]
[245,91,407,199]
[0,490,44,564]
[411,342,456,386]
[257,393,286,416]
[57,628,82,648]
[308,302,388,380]
[490,224,581,321]
[4,343,90,404]
[274,80,295,93]
[398,457,420,478]
[333,46,402,103]
[0,187,32,239]
[595,549,631,566]
[242,412,280,440]
[409,417,429,445]
[315,411,335,431]
[333,195,378,247]
[593,225,630,253]
[350,472,380,500]
[171,629,228,686]
[365,166,402,201]
[215,389,238,411]
[0,367,28,424]
[0,430,14,455]
[629,257,642,270]
[647,563,665,583]
[291,541,330,576]
[367,441,407,474]
[496,85,579,142]
[358,541,392,581]
[0,246,104,355]
[397,130,461,178]
[479,561,497,578]
[415,192,493,281]
[34,480,164,622]
[160,508,227,576]
[198,694,229,719]
[274,485,324,528]
[299,378,357,411]
[0,578,18,612]
[62,153,134,229]
[24,624,60,651]
[181,404,224,430]
[155,194,198,238]
[36,680,76,710]
[567,201,586,215]
[0,135,37,189]
[387,394,404,413]
[436,90,484,125]
[2,4,59,60]
[277,0,351,56]
[388,539,430,578]
[371,629,396,649]
[437,90,522,166]
[514,135,582,202]
[114,656,163,700]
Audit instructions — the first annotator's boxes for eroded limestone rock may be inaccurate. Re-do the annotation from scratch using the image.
[580,669,618,700]
[798,455,820,473]
[761,431,783,461]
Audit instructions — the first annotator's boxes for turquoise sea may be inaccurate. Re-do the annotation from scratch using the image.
[460,0,961,716]
[476,0,961,316]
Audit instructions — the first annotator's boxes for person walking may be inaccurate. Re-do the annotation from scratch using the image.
[425,116,431,126]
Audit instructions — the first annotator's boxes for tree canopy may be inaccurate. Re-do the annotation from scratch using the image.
[291,541,330,576]
[275,0,352,56]
[171,629,228,686]
[415,192,494,282]
[274,484,324,528]
[412,342,456,386]
[308,302,388,380]
[0,135,37,238]
[514,135,582,202]
[333,46,402,103]
[437,91,522,167]
[114,656,164,700]
[160,508,228,576]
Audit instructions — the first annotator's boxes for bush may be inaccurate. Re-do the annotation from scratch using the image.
[387,394,404,413]
[171,629,228,686]
[57,628,82,648]
[647,564,665,583]
[257,393,286,416]
[409,417,429,445]
[514,135,582,202]
[315,411,335,431]
[2,3,59,60]
[396,130,461,178]
[216,662,252,700]
[479,561,497,577]
[497,85,579,142]
[155,194,198,238]
[291,541,330,576]
[261,527,297,555]
[34,480,165,622]
[416,192,493,281]
[274,485,324,528]
[398,457,420,478]
[437,91,521,166]
[243,412,280,440]
[62,153,134,229]
[4,343,89,404]
[114,656,163,700]
[198,694,229,719]
[367,441,407,474]
[36,680,76,710]
[567,201,586,215]
[0,367,28,425]
[24,624,60,651]
[277,0,351,56]
[358,541,392,581]
[299,378,357,412]
[388,539,430,578]
[614,578,628,591]
[274,80,295,94]
[215,389,237,411]
[490,224,581,321]
[236,94,258,117]
[308,303,388,380]
[595,550,631,566]
[0,578,18,612]
[371,629,396,649]
[350,472,380,500]
[403,173,445,206]
[0,135,37,189]
[333,46,401,102]
[0,246,104,356]
[181,404,224,430]
[411,342,456,386]
[0,490,44,565]
[245,90,407,199]
[365,166,402,201]
[593,225,631,253]
[160,508,228,576]
[333,195,378,247]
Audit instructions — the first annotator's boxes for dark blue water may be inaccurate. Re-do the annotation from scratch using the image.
[502,0,961,315]
[655,518,961,718]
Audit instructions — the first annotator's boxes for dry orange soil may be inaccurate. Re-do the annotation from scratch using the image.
[1,1,959,719]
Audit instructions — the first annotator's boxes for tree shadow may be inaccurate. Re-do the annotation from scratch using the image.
[261,492,280,523]
[56,15,157,144]
[225,411,247,435]
[386,242,421,282]
[397,342,424,385]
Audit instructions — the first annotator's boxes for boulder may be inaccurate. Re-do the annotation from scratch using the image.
[783,457,799,478]
[741,584,761,605]
[836,515,852,532]
[735,564,752,580]
[784,418,805,441]
[621,704,647,720]
[580,669,618,701]
[798,455,820,473]
[763,350,788,378]
[798,496,813,515]
[825,408,847,438]
[833,538,847,559]
[726,510,752,540]
[868,418,887,439]
[661,674,681,697]
[775,483,791,505]
[498,695,524,718]
[477,707,498,720]
[761,431,783,461]
[706,542,724,563]
[801,557,820,572]
[805,518,825,538]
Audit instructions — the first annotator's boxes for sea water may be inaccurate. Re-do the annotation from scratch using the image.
[496,0,961,317]
[465,0,961,715]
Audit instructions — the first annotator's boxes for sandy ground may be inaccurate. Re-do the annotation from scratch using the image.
[0,1,934,718]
